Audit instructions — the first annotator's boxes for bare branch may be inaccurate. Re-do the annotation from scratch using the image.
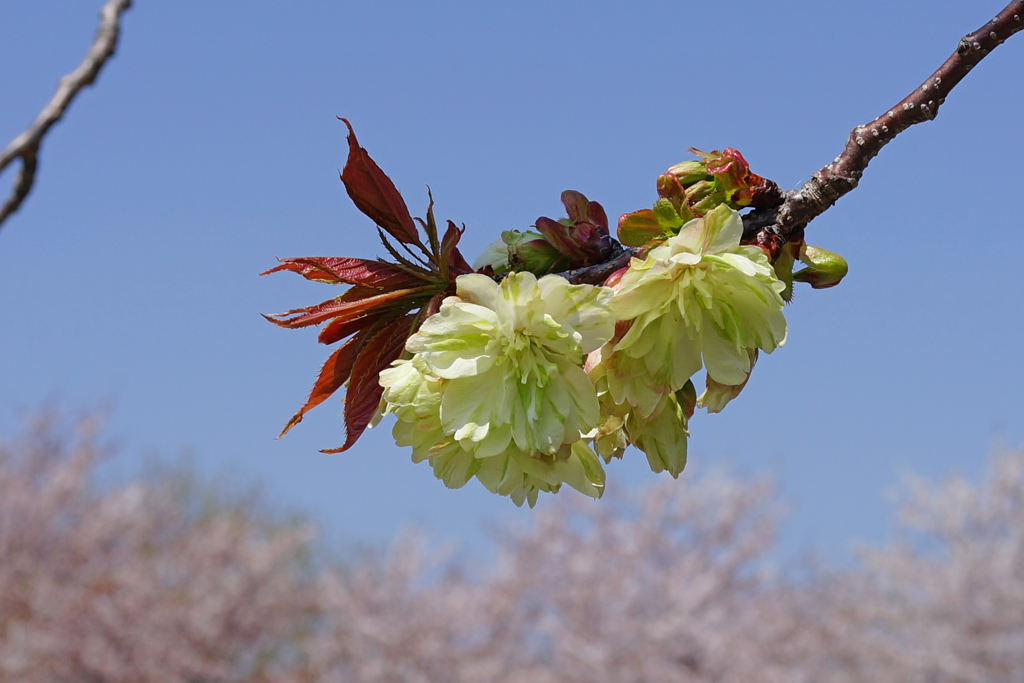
[754,0,1024,243]
[557,245,641,285]
[0,0,132,231]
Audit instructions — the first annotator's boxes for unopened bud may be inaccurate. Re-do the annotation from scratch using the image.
[687,147,784,209]
[792,244,848,289]
[504,230,570,275]
[666,160,708,186]
[704,148,749,194]
[602,266,629,291]
[657,173,684,202]
[685,180,728,216]
[656,173,695,222]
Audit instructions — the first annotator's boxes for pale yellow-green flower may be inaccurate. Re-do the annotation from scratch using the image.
[378,271,614,506]
[380,358,606,507]
[586,348,690,478]
[696,348,758,414]
[609,204,786,403]
[625,391,690,477]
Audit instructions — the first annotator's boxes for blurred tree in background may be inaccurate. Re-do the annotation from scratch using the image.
[0,416,317,682]
[1,417,1022,682]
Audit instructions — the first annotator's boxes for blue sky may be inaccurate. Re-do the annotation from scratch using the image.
[2,0,1022,562]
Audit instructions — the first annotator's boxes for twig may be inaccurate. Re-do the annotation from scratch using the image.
[0,0,132,231]
[751,0,1024,244]
[557,246,641,285]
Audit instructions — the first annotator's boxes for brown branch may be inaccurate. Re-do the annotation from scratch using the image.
[0,0,132,231]
[757,0,1024,243]
[489,245,642,286]
[558,246,642,285]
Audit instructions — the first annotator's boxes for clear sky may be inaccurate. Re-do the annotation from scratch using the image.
[2,0,1022,562]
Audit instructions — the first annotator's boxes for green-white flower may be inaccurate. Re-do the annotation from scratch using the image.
[609,204,786,400]
[588,349,690,478]
[380,357,606,507]
[378,271,614,506]
[696,348,758,414]
[625,391,690,477]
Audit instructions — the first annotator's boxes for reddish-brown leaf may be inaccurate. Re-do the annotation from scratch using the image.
[559,191,609,234]
[534,216,579,258]
[317,310,389,345]
[586,200,608,232]
[262,287,430,329]
[277,331,367,438]
[336,284,389,303]
[338,118,420,246]
[440,221,472,276]
[420,190,440,257]
[561,190,591,225]
[322,314,415,453]
[572,223,613,263]
[262,257,424,289]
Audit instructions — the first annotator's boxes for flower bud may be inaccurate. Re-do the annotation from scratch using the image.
[687,147,784,209]
[656,174,695,222]
[704,148,749,195]
[602,266,629,290]
[656,172,683,200]
[504,230,570,275]
[666,160,709,186]
[685,180,728,216]
[792,244,849,289]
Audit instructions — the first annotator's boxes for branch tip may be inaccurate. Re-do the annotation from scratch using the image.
[0,0,132,231]
[756,0,1024,244]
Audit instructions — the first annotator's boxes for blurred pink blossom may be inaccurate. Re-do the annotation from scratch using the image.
[2,416,1022,682]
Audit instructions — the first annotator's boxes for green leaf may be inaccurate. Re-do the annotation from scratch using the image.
[617,209,663,247]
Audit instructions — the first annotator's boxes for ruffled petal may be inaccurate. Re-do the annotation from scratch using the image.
[381,270,615,505]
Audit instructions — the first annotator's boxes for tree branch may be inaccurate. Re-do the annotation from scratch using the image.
[751,0,1024,244]
[558,245,642,285]
[0,0,132,231]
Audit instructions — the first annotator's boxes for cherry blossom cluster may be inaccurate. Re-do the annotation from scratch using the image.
[264,124,846,505]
